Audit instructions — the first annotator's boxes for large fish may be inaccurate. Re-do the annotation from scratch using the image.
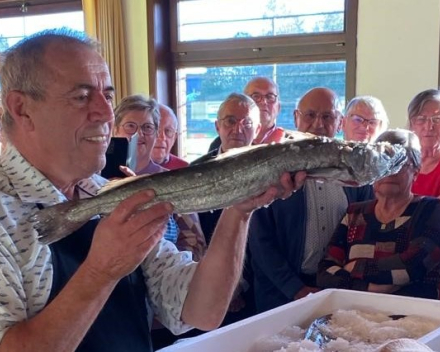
[29,134,407,245]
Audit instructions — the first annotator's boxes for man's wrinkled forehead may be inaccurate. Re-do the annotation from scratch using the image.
[247,80,278,94]
[45,44,112,83]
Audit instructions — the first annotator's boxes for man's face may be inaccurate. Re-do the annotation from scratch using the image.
[152,107,177,164]
[23,44,115,183]
[294,90,341,138]
[246,79,280,130]
[215,101,261,152]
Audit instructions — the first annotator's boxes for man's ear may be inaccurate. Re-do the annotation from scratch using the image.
[293,109,299,128]
[215,120,220,134]
[5,91,35,131]
[254,123,262,137]
[336,113,343,132]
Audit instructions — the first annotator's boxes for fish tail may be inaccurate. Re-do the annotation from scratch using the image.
[28,199,90,245]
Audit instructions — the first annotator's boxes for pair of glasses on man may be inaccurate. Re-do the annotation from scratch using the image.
[122,122,156,136]
[220,116,254,129]
[297,110,338,124]
[411,115,440,125]
[250,93,278,104]
[158,127,177,138]
[349,114,382,128]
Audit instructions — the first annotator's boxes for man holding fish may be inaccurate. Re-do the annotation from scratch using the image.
[0,29,304,351]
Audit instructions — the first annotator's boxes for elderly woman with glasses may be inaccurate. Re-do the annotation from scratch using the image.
[408,89,440,197]
[317,129,440,299]
[113,94,164,175]
[342,95,389,142]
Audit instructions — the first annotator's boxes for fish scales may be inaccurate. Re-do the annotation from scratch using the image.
[29,135,407,245]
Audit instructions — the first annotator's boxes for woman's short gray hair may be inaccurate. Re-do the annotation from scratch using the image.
[375,128,421,170]
[113,95,160,132]
[345,95,389,129]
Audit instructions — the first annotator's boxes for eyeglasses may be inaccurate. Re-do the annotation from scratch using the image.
[250,93,278,104]
[349,114,381,128]
[297,110,338,124]
[122,122,156,136]
[220,116,254,129]
[411,115,440,125]
[158,127,177,138]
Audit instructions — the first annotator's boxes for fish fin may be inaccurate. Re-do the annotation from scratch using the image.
[28,200,90,245]
[98,175,147,195]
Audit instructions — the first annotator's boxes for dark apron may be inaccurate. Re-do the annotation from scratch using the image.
[48,219,153,352]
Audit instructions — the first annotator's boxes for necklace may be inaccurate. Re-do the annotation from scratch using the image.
[375,194,414,225]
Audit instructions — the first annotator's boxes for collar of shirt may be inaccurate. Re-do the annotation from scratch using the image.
[256,124,277,144]
[1,144,107,206]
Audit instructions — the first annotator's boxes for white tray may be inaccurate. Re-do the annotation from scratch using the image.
[158,289,440,352]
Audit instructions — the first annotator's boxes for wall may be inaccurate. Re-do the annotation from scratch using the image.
[357,0,440,127]
[122,0,149,96]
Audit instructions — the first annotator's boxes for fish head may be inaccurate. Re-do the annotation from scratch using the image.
[339,141,408,186]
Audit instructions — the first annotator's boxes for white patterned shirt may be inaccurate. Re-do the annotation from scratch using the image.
[0,144,197,341]
[301,179,348,274]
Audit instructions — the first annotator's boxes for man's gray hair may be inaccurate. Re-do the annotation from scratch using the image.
[0,28,98,134]
[217,93,259,120]
[114,95,160,132]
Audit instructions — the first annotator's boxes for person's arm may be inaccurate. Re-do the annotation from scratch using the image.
[181,172,306,330]
[0,191,172,352]
[174,212,207,262]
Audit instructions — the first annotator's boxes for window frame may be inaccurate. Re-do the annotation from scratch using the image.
[148,0,358,156]
[169,0,357,100]
[0,1,81,18]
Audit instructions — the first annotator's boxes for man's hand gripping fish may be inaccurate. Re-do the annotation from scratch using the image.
[30,133,407,245]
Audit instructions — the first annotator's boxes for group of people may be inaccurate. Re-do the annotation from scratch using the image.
[1,28,440,352]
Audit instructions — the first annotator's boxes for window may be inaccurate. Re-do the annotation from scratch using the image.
[150,0,357,161]
[0,1,83,52]
[179,61,346,159]
[176,0,345,42]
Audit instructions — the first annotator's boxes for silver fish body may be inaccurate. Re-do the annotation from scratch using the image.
[29,135,407,245]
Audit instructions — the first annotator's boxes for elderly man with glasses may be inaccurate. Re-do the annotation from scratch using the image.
[188,92,261,332]
[208,76,284,151]
[243,76,285,144]
[152,104,189,170]
[249,87,374,313]
[194,92,262,242]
